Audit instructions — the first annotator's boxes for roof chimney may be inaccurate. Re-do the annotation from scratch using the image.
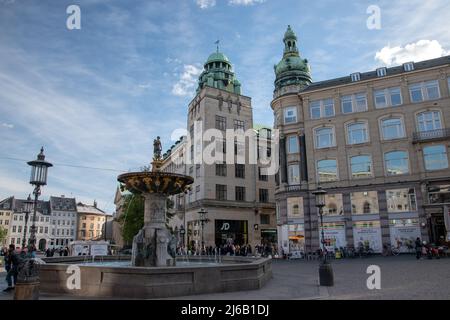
[94,200,97,208]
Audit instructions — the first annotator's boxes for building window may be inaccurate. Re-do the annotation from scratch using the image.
[384,151,409,176]
[284,106,297,124]
[235,186,246,201]
[428,185,450,204]
[288,164,300,185]
[287,136,299,153]
[317,159,338,182]
[216,138,226,154]
[374,87,402,108]
[341,93,367,114]
[351,191,379,214]
[403,62,414,71]
[423,145,448,171]
[196,164,201,178]
[235,164,245,178]
[215,116,226,130]
[309,98,334,119]
[376,67,387,77]
[216,184,227,200]
[386,188,417,212]
[323,194,343,216]
[417,111,442,132]
[380,117,405,140]
[260,214,270,225]
[409,80,440,103]
[314,127,335,149]
[347,122,369,144]
[350,73,361,82]
[258,167,268,181]
[350,155,372,179]
[287,197,304,218]
[234,119,245,131]
[215,163,227,176]
[12,226,16,232]
[259,189,269,203]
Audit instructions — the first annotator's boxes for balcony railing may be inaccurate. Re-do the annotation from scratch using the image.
[413,128,450,143]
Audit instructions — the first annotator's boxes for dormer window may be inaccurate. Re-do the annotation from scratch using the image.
[351,73,361,82]
[403,62,415,72]
[376,67,387,77]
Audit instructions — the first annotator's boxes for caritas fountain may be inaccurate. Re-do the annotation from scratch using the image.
[38,137,272,299]
[117,136,194,267]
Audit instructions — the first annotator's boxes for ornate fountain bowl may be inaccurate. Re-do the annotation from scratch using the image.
[118,171,194,195]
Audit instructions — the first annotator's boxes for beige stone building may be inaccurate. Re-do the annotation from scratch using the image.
[76,201,108,241]
[272,26,450,254]
[161,51,277,249]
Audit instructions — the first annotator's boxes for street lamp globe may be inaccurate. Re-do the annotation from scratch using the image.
[27,147,53,186]
[312,186,327,208]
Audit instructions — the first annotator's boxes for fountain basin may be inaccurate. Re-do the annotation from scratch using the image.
[117,171,194,195]
[39,255,272,299]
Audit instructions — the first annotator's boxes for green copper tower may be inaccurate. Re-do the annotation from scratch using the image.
[197,48,241,95]
[274,25,312,93]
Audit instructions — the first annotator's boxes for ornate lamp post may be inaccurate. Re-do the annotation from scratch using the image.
[312,186,334,287]
[198,208,209,252]
[21,194,34,251]
[27,147,53,253]
[180,225,185,248]
[14,147,52,300]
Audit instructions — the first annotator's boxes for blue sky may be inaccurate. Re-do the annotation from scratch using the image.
[1,0,449,212]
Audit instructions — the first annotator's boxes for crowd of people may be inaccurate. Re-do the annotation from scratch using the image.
[176,242,278,257]
[44,247,69,257]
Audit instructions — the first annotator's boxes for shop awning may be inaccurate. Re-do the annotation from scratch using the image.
[289,236,304,240]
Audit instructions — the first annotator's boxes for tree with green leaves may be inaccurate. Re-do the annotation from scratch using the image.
[0,226,8,245]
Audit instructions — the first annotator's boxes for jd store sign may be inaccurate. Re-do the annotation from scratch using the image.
[215,220,248,234]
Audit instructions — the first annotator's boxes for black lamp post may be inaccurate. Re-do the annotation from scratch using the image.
[27,147,53,253]
[198,208,208,252]
[14,147,52,300]
[180,225,185,247]
[312,186,334,287]
[21,194,34,251]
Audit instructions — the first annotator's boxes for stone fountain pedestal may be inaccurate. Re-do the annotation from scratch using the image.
[132,193,175,267]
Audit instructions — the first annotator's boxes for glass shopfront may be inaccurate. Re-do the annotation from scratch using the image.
[353,221,383,253]
[319,222,347,252]
[288,224,305,253]
[215,219,248,246]
[389,219,420,252]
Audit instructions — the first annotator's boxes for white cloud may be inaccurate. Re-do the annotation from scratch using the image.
[196,0,216,9]
[375,40,450,66]
[171,64,202,97]
[228,0,265,5]
[1,122,13,128]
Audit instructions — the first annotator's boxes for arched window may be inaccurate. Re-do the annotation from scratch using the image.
[384,151,409,175]
[417,111,442,132]
[350,155,373,179]
[314,127,335,149]
[347,122,369,144]
[317,159,338,182]
[380,117,405,140]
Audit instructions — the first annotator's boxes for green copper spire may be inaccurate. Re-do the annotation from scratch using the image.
[274,25,312,93]
[197,46,241,95]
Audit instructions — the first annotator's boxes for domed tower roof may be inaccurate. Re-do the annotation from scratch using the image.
[197,46,241,95]
[274,25,312,94]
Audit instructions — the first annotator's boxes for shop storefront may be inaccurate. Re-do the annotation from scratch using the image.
[389,219,420,252]
[319,222,347,252]
[261,229,277,245]
[215,219,248,246]
[288,224,305,254]
[353,221,382,253]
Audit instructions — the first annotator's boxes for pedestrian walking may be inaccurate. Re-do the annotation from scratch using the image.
[415,237,422,260]
[3,244,19,292]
